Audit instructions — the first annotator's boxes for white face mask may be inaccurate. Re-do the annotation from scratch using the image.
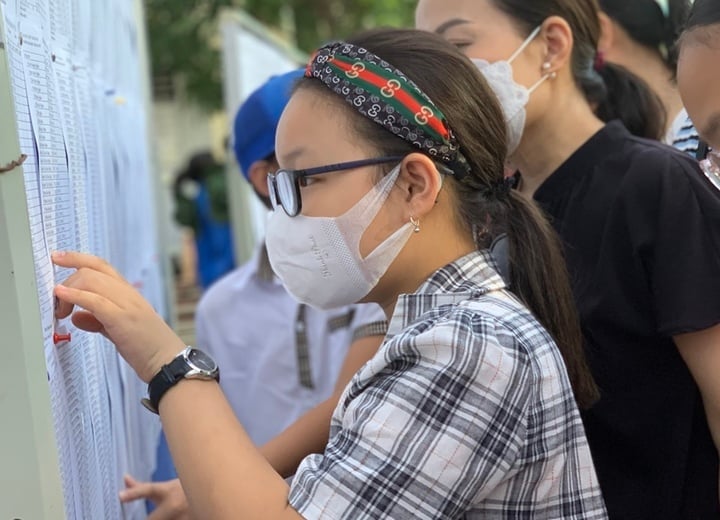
[472,26,550,155]
[265,164,413,310]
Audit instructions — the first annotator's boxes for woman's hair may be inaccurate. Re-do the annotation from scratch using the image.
[490,0,667,140]
[296,29,599,408]
[679,0,720,48]
[600,0,691,71]
[595,63,667,139]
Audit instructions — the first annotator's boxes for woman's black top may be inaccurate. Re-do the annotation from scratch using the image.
[533,121,720,519]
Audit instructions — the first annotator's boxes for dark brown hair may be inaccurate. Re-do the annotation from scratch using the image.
[296,29,599,408]
[679,0,720,49]
[594,63,666,139]
[600,0,692,71]
[491,0,667,140]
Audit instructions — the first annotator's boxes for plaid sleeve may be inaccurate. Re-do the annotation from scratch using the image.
[288,314,533,519]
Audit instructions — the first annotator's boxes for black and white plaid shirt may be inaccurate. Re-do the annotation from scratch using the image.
[289,251,607,519]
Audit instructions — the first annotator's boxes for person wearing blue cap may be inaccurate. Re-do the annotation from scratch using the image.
[232,70,301,199]
[119,70,387,517]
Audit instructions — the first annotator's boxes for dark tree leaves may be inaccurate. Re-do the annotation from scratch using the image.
[147,0,415,109]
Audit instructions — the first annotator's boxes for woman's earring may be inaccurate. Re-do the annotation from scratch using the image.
[543,62,557,79]
[410,216,421,234]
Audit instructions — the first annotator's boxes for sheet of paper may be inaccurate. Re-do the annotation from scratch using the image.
[20,24,76,254]
[47,0,69,52]
[52,49,89,252]
[18,21,106,518]
[17,0,47,26]
[2,1,167,517]
[1,10,77,520]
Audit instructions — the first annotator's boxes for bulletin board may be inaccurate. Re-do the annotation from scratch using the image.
[0,0,166,518]
[219,9,305,264]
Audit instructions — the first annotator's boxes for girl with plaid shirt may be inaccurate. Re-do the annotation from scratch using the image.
[54,28,606,518]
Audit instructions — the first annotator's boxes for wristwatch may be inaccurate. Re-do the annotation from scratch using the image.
[141,346,220,414]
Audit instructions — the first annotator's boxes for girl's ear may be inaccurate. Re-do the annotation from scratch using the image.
[247,159,272,197]
[597,12,616,55]
[398,153,444,219]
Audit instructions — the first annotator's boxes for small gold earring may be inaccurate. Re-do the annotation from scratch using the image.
[410,216,421,233]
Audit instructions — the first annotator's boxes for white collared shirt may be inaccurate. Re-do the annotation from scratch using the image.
[195,244,386,446]
[666,108,700,157]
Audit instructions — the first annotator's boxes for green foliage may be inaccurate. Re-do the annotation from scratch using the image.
[146,0,416,109]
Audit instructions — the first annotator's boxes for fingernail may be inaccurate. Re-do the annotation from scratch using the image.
[51,251,66,259]
[118,491,127,500]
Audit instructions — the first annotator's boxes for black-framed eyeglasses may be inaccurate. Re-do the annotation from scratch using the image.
[267,156,405,217]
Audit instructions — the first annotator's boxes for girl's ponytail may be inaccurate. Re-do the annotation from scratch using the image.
[503,191,600,409]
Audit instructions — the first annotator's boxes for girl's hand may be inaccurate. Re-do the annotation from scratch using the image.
[52,251,185,382]
[119,475,190,520]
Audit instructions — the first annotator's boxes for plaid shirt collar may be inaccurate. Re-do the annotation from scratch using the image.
[387,250,507,337]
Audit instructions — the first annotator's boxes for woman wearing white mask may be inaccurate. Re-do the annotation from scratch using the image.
[53,29,607,518]
[416,0,720,518]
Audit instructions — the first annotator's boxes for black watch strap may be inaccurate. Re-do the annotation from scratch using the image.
[141,348,220,414]
[143,355,190,414]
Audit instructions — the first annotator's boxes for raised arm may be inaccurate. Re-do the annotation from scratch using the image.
[120,333,385,516]
[53,252,302,520]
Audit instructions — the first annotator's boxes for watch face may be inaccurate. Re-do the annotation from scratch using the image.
[187,349,217,372]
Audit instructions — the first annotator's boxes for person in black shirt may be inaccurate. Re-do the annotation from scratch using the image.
[416,0,720,517]
[598,0,703,155]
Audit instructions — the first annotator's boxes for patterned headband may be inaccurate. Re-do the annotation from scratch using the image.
[305,42,471,179]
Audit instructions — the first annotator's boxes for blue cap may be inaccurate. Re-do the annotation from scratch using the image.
[232,69,304,180]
